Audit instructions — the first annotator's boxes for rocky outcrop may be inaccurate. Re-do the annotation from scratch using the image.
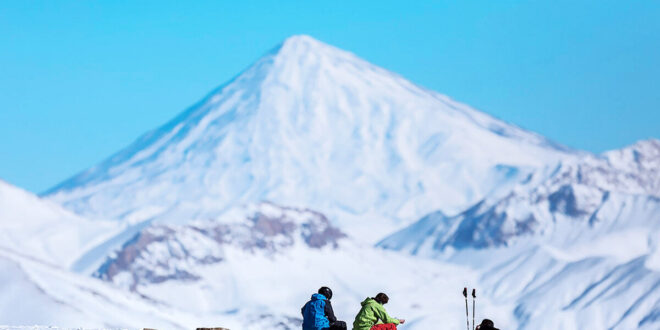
[95,203,345,290]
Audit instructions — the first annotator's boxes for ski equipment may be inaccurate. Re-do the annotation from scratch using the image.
[472,289,476,330]
[463,287,469,330]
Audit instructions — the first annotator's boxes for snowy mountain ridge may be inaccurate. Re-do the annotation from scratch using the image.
[378,138,660,329]
[379,138,660,253]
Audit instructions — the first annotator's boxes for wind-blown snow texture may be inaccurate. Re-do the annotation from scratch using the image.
[1,35,658,329]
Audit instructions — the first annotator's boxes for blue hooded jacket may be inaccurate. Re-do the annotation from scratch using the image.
[301,293,330,330]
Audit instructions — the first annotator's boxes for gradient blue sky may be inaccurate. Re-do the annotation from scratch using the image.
[1,1,659,193]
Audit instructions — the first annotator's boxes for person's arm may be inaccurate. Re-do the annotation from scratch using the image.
[324,300,338,323]
[374,304,400,325]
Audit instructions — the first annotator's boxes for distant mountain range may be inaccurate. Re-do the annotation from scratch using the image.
[1,35,658,329]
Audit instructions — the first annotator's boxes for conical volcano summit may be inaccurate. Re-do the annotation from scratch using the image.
[45,35,572,239]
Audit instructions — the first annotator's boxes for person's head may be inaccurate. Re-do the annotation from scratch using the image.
[479,319,494,327]
[374,292,389,305]
[477,319,498,330]
[318,286,333,300]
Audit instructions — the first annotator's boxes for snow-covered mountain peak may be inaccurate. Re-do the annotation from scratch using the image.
[45,35,573,240]
[275,34,343,59]
[279,34,319,47]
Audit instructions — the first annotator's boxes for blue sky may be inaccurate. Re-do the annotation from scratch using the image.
[1,1,659,193]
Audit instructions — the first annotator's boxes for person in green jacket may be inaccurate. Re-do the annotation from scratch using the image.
[352,293,405,330]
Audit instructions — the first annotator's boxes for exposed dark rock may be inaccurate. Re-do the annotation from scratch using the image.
[548,185,587,217]
[95,203,346,290]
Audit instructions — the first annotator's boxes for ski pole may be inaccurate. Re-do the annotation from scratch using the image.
[463,287,469,330]
[472,289,476,330]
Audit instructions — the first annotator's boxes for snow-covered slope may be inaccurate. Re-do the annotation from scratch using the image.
[379,139,660,252]
[90,203,512,330]
[0,180,118,267]
[44,35,573,240]
[480,239,660,330]
[0,247,197,329]
[379,139,660,329]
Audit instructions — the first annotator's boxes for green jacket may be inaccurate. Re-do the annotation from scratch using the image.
[352,297,400,330]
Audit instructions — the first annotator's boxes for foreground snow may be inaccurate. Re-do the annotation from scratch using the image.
[0,247,190,328]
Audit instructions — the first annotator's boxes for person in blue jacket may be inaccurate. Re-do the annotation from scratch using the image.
[301,286,347,330]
